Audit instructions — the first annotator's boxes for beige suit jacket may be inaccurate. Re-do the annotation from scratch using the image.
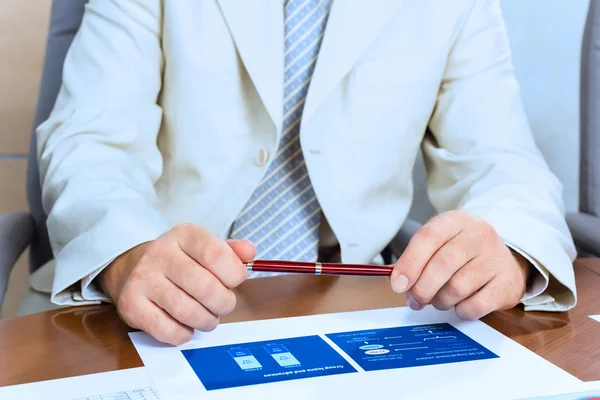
[34,0,577,311]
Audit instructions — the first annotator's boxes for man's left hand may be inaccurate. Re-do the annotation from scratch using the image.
[390,210,531,320]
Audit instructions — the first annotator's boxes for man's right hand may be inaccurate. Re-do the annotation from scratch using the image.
[98,224,255,346]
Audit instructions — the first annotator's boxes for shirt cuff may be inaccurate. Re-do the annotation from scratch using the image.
[50,263,113,306]
[504,241,552,305]
[80,262,113,303]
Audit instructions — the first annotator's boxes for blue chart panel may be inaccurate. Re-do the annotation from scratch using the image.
[181,335,356,391]
[326,323,498,371]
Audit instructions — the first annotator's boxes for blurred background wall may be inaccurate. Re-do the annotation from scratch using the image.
[0,0,51,318]
[0,0,592,317]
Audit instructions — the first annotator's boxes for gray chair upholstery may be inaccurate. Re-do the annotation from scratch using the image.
[566,0,600,257]
[0,212,34,306]
[0,0,88,308]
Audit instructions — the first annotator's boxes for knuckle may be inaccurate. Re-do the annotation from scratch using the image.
[196,276,217,301]
[147,312,164,335]
[437,248,461,270]
[402,253,418,268]
[163,324,193,345]
[165,288,185,311]
[415,225,436,242]
[455,305,472,320]
[409,284,431,304]
[180,263,197,284]
[174,224,210,248]
[447,277,470,299]
[196,314,220,332]
[229,263,247,287]
[469,297,490,318]
[135,306,163,338]
[226,292,237,313]
[446,209,465,220]
[217,291,237,316]
[172,223,197,237]
[431,296,453,311]
[476,220,497,242]
[440,209,467,225]
[202,242,226,267]
[175,304,196,325]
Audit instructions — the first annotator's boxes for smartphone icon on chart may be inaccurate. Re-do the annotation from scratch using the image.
[264,343,301,367]
[228,348,263,371]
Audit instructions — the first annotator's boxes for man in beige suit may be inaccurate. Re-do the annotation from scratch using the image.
[35,0,577,345]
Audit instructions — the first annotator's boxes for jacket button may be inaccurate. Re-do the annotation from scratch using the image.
[256,148,269,166]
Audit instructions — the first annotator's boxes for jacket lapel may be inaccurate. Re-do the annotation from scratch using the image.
[217,0,284,133]
[216,0,402,133]
[302,0,402,126]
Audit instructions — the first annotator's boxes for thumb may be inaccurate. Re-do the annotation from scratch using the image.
[226,238,257,262]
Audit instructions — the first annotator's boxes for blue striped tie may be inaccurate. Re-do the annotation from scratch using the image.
[230,0,332,273]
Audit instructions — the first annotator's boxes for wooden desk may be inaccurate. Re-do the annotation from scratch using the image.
[1,259,599,387]
[580,257,600,276]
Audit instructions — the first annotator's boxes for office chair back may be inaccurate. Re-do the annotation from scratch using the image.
[27,0,88,272]
[580,0,600,219]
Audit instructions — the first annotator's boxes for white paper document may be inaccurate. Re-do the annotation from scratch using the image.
[521,380,600,399]
[590,315,600,323]
[130,306,581,400]
[0,367,159,400]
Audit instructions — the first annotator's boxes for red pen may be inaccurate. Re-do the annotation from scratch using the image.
[245,260,393,276]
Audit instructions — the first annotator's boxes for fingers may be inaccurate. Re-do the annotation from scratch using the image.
[407,230,480,310]
[226,238,257,262]
[171,224,248,288]
[454,276,509,320]
[429,257,495,311]
[111,224,257,346]
[166,254,237,316]
[151,275,220,332]
[117,294,193,346]
[391,211,467,293]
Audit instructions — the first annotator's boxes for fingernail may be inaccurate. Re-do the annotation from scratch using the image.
[226,238,254,247]
[391,274,409,293]
[406,292,424,310]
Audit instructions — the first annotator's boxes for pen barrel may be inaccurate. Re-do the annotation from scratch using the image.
[321,263,393,276]
[249,260,316,273]
[247,260,393,276]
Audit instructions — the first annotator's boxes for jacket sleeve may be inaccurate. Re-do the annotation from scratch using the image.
[36,0,170,305]
[423,0,577,311]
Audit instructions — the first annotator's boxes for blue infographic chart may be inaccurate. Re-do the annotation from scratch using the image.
[326,323,498,371]
[181,335,356,390]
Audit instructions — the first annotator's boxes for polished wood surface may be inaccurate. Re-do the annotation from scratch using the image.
[1,259,599,387]
[580,257,600,276]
